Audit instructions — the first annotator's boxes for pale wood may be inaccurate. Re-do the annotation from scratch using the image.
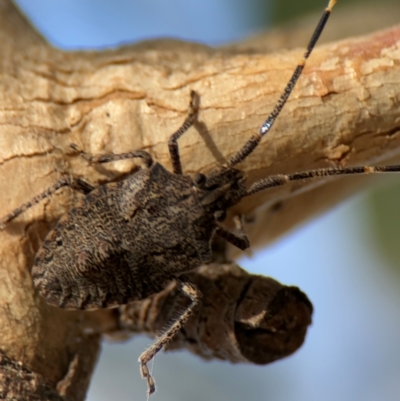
[0,0,399,398]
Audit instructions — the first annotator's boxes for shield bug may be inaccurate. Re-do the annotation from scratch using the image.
[2,0,400,396]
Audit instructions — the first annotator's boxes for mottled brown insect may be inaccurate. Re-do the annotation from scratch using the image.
[2,0,400,396]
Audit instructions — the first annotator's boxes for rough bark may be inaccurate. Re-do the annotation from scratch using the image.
[0,0,399,399]
[111,262,313,365]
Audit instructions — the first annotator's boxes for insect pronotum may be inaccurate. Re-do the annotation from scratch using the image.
[1,0,399,396]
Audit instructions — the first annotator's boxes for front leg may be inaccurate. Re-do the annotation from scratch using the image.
[215,216,250,251]
[168,90,200,175]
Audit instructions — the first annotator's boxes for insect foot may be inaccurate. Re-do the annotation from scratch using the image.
[110,262,313,365]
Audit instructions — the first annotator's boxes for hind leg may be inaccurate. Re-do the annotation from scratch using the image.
[138,277,201,395]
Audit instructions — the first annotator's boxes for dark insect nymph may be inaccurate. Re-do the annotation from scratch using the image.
[1,0,399,395]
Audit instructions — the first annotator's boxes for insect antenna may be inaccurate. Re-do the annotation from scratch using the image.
[226,0,337,168]
[245,165,400,197]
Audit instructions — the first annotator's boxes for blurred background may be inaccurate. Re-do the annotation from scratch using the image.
[13,1,400,400]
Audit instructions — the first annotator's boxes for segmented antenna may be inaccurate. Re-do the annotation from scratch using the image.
[245,165,400,197]
[227,0,337,168]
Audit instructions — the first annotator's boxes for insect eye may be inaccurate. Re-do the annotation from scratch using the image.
[214,210,226,222]
[193,173,206,187]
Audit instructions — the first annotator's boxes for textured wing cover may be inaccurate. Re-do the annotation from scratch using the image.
[32,164,215,309]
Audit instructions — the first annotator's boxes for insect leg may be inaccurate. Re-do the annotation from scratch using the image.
[215,216,250,251]
[168,90,200,175]
[138,277,201,396]
[245,164,400,197]
[70,144,154,168]
[0,176,94,228]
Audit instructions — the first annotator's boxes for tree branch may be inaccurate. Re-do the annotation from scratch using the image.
[109,262,312,365]
[0,0,399,399]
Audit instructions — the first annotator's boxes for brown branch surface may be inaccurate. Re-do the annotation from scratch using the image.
[0,351,65,401]
[0,0,400,399]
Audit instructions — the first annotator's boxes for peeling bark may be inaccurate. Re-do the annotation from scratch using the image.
[0,0,399,399]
